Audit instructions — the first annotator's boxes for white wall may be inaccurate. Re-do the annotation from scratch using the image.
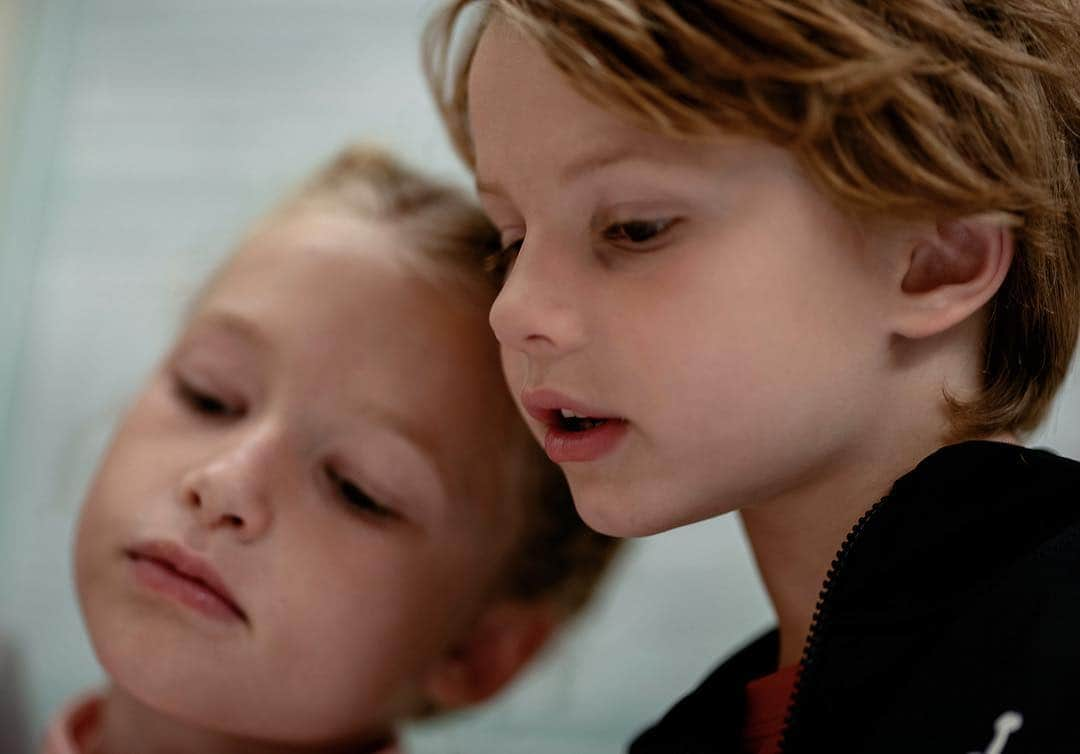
[1,3,1077,754]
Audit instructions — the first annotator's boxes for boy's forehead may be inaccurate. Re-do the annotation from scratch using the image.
[470,18,632,162]
[469,18,775,194]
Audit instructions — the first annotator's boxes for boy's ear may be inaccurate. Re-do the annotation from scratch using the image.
[890,216,1014,340]
[422,600,559,710]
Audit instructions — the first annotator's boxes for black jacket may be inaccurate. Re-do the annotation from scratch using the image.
[630,441,1080,754]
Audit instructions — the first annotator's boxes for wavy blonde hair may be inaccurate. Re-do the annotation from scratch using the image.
[424,0,1080,437]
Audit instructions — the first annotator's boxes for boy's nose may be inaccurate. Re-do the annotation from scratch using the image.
[179,425,281,543]
[488,238,587,358]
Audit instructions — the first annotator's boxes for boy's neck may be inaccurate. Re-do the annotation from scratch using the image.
[738,428,1018,669]
[92,685,396,754]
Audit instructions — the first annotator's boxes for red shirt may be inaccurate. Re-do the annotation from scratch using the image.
[741,665,800,754]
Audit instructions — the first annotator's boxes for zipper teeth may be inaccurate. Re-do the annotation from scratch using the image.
[777,494,890,754]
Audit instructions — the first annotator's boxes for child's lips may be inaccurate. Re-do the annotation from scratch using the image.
[542,418,629,463]
[520,388,622,427]
[520,388,629,463]
[125,540,248,624]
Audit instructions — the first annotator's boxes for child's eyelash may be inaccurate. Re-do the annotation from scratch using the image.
[486,238,523,278]
[173,375,233,416]
[488,217,679,279]
[602,217,679,245]
[325,465,396,519]
[500,238,524,257]
[174,377,243,418]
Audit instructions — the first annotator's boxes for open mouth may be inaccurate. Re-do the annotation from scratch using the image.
[556,409,611,432]
[542,409,628,463]
[520,390,629,462]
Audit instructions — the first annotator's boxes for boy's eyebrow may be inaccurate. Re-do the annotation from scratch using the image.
[475,143,641,197]
[558,144,639,183]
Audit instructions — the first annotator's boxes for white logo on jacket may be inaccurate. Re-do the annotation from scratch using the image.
[969,711,1023,754]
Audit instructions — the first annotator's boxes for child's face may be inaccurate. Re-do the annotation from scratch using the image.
[75,210,527,743]
[469,20,896,536]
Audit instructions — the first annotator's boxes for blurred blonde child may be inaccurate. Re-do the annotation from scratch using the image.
[47,145,619,754]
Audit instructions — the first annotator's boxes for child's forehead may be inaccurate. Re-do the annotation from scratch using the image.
[197,218,497,389]
[215,211,465,314]
[469,19,786,193]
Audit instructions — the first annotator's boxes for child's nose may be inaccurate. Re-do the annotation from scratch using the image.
[488,237,587,358]
[179,425,282,543]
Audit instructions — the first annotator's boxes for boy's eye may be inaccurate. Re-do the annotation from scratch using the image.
[175,377,244,418]
[602,218,678,245]
[326,465,396,520]
[501,238,524,258]
[488,237,523,280]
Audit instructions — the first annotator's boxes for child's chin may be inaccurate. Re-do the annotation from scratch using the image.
[96,636,251,731]
[104,649,391,746]
[573,486,675,537]
[573,476,734,537]
[109,670,292,742]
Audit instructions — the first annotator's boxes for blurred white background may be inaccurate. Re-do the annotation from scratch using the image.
[0,2,1077,754]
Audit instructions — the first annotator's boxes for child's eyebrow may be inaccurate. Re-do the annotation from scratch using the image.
[475,141,738,204]
[185,310,453,514]
[475,143,639,198]
[186,309,272,351]
[557,143,639,184]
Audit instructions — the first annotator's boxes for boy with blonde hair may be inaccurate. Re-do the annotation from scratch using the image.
[424,2,1080,752]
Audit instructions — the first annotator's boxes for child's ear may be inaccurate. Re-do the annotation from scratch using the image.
[891,216,1014,340]
[422,600,559,710]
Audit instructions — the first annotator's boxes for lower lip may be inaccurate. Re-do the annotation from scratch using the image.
[130,556,244,624]
[544,420,629,463]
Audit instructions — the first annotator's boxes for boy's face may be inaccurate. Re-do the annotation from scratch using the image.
[469,20,896,536]
[75,210,527,742]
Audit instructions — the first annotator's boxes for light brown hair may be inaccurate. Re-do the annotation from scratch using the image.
[280,144,621,616]
[424,0,1080,437]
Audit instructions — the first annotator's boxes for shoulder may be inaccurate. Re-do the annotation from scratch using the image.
[839,442,1080,612]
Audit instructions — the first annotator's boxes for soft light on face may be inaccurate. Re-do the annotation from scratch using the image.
[74,210,526,743]
[468,18,897,536]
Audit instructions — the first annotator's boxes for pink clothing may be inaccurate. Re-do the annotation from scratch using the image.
[43,691,402,753]
[41,693,102,754]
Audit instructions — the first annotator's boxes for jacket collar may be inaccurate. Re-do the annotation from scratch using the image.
[630,441,1080,753]
[829,441,1080,621]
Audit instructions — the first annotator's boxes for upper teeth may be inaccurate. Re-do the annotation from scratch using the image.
[560,408,585,419]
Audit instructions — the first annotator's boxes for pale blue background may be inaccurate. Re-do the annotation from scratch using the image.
[0,2,1077,754]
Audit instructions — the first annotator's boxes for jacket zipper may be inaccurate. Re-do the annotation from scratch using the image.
[776,493,892,754]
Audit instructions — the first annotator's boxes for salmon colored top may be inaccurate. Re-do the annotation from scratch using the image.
[42,691,402,754]
[741,665,800,754]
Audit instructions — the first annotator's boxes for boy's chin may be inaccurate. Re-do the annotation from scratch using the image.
[569,477,728,538]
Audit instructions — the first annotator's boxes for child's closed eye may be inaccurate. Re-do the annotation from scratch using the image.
[325,465,398,520]
[601,217,679,248]
[173,375,246,419]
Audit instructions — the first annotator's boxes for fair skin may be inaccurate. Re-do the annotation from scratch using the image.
[75,208,551,754]
[467,18,1016,666]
